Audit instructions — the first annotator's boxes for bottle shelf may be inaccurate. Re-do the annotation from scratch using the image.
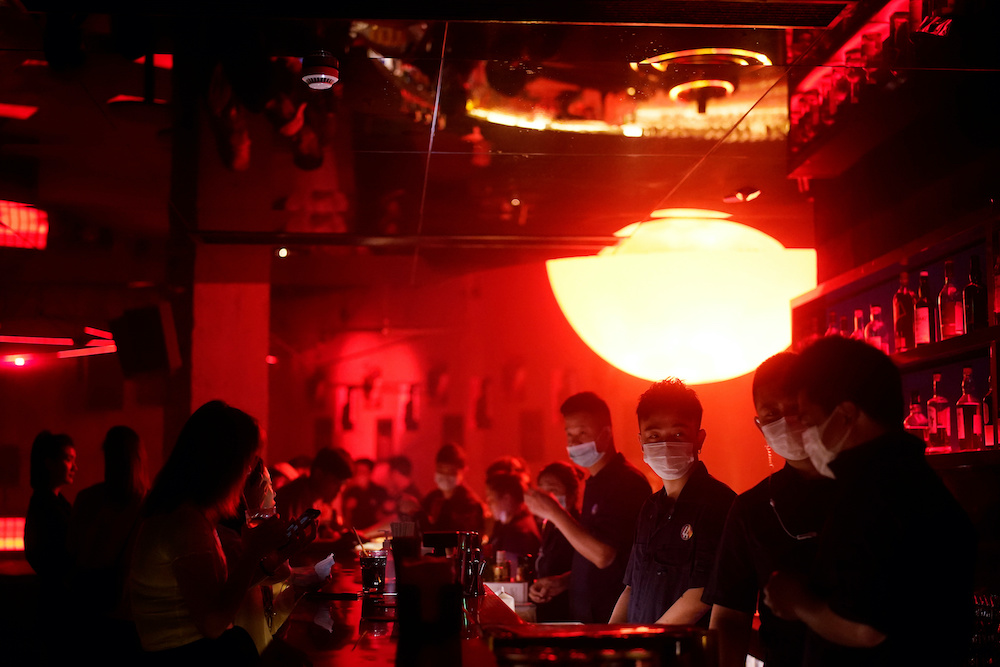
[893,326,1000,373]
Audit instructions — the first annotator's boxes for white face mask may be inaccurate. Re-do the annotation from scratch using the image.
[435,472,459,493]
[761,418,808,461]
[801,409,850,479]
[642,442,696,481]
[554,495,567,509]
[567,440,605,468]
[494,509,510,524]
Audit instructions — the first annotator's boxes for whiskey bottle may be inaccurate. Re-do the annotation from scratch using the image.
[850,309,866,341]
[956,367,982,451]
[937,259,964,340]
[963,256,988,332]
[893,271,916,352]
[926,373,951,451]
[915,271,933,346]
[824,309,840,336]
[903,390,930,444]
[864,305,890,354]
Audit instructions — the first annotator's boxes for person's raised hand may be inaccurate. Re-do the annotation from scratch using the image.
[524,489,562,522]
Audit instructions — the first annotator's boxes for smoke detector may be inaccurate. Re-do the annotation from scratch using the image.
[301,50,340,90]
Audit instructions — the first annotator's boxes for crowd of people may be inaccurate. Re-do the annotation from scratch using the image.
[20,337,977,666]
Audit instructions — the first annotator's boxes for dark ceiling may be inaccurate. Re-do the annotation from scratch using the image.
[1,1,862,296]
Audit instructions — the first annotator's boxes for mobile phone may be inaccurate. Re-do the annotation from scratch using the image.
[281,508,321,550]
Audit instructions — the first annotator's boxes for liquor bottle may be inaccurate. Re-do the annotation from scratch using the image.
[903,390,930,444]
[864,305,890,354]
[915,271,933,346]
[963,256,988,332]
[839,315,850,337]
[824,310,840,336]
[937,259,964,340]
[850,309,866,341]
[956,367,982,450]
[983,377,994,448]
[926,373,951,450]
[892,272,916,352]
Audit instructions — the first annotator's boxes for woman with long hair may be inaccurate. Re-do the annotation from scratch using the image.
[129,401,286,665]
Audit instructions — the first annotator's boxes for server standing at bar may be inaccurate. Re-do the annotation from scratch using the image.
[764,337,976,667]
[422,442,486,534]
[526,392,651,623]
[703,353,835,667]
[609,379,735,625]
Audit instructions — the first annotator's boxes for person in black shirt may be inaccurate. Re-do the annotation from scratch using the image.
[486,471,540,560]
[526,392,651,623]
[25,431,78,584]
[610,379,735,625]
[422,443,485,534]
[764,336,977,667]
[704,352,835,667]
[532,462,584,622]
[341,458,389,532]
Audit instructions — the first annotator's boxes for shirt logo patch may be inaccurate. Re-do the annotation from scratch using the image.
[680,524,694,541]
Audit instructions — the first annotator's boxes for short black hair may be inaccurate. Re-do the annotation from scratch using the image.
[486,456,530,489]
[752,352,800,403]
[794,336,904,429]
[537,461,584,499]
[560,392,611,427]
[29,431,74,491]
[436,442,466,468]
[312,447,354,480]
[486,471,525,505]
[636,378,703,427]
[354,458,375,472]
[388,455,413,477]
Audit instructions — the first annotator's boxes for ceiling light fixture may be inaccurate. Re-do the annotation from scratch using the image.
[723,187,762,203]
[547,209,815,385]
[301,50,340,90]
[637,47,772,114]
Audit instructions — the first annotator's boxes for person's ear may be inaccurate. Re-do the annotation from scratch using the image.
[694,429,707,452]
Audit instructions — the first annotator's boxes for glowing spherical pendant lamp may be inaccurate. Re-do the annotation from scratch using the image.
[546,209,816,385]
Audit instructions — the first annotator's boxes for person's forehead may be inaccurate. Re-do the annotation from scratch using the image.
[564,411,601,429]
[639,409,697,430]
[436,462,461,474]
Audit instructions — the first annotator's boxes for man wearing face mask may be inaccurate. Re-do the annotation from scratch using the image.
[421,442,485,534]
[609,379,735,625]
[703,352,835,667]
[486,471,541,560]
[763,337,976,667]
[525,392,651,623]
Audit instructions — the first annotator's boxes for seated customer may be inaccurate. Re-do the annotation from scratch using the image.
[275,447,354,536]
[129,401,288,665]
[342,458,389,532]
[422,443,485,534]
[610,378,736,626]
[486,470,540,561]
[530,462,584,622]
[764,337,976,667]
[703,353,835,667]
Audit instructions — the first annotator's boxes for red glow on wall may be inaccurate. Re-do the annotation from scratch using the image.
[0,200,49,249]
[265,355,278,365]
[0,518,25,551]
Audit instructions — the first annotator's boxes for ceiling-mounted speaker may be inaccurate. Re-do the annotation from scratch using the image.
[301,50,340,90]
[110,303,181,377]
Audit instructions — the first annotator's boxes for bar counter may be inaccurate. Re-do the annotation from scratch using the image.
[263,554,522,667]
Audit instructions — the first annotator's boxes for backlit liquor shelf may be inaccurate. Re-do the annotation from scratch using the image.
[787,0,967,179]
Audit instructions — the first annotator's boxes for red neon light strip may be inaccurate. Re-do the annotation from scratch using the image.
[56,344,117,359]
[2,354,33,363]
[0,103,38,120]
[0,335,74,346]
[83,327,113,339]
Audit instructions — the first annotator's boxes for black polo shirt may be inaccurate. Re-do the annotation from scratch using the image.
[536,514,577,622]
[803,432,976,667]
[490,508,541,560]
[421,484,486,534]
[570,452,652,623]
[624,461,735,625]
[703,464,835,667]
